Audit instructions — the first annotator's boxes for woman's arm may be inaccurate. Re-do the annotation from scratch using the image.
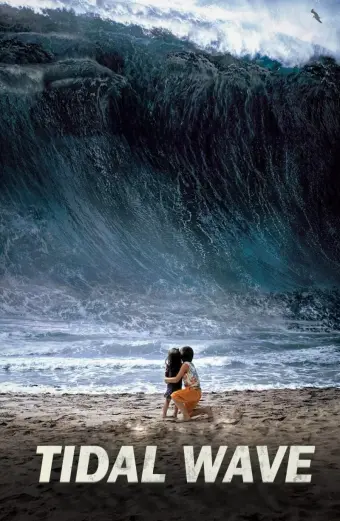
[165,363,188,384]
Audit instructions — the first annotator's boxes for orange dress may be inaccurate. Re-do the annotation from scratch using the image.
[171,362,201,414]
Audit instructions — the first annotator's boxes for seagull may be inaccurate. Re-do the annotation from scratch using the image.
[311,9,322,23]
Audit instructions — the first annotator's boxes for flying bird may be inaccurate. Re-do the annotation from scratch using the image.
[311,9,322,23]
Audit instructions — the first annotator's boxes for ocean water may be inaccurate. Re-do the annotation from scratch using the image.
[0,0,340,393]
[1,316,340,393]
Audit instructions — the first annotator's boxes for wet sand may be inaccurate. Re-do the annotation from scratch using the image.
[0,388,340,520]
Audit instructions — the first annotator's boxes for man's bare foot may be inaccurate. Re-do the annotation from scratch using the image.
[189,406,214,420]
[176,411,191,422]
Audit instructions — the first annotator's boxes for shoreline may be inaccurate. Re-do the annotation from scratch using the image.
[1,388,340,520]
[1,384,339,396]
[1,387,340,424]
[2,387,339,435]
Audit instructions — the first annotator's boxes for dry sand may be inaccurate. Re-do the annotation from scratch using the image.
[0,388,340,520]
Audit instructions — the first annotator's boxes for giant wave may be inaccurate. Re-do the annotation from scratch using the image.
[0,2,339,324]
[1,2,340,392]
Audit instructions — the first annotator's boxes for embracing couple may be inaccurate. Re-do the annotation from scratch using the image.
[163,345,213,422]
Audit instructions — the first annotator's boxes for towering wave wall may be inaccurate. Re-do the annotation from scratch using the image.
[0,4,340,326]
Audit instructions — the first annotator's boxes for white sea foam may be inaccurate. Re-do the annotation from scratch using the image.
[1,316,340,393]
[4,0,340,65]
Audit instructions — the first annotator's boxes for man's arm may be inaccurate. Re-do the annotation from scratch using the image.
[165,363,188,384]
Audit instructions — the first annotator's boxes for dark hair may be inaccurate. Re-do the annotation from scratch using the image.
[165,348,182,373]
[180,346,194,362]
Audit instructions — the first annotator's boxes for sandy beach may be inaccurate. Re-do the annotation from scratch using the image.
[0,388,340,520]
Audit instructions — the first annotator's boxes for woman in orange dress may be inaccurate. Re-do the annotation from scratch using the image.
[165,346,213,422]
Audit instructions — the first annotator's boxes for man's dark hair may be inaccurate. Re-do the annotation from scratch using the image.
[180,346,194,362]
[165,348,182,374]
